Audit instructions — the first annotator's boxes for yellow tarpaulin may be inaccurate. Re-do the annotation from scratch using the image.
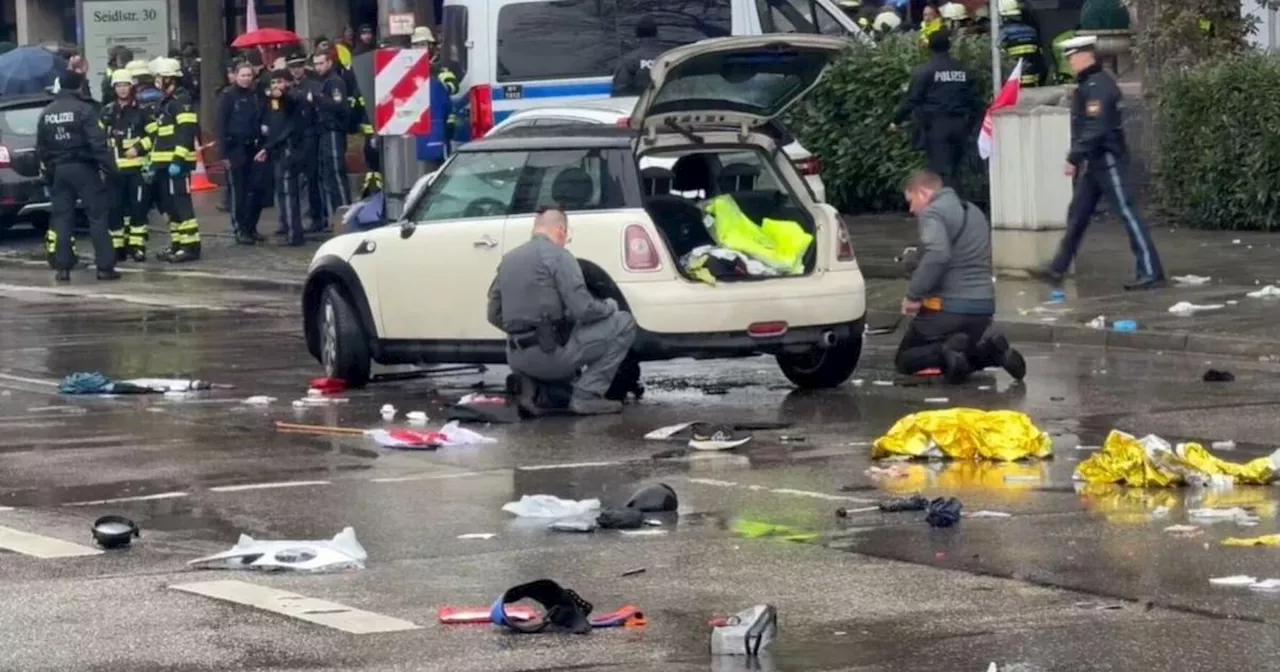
[1074,430,1280,487]
[1222,535,1280,547]
[872,409,1053,461]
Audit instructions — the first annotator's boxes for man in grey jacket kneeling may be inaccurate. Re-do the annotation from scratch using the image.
[897,170,1026,384]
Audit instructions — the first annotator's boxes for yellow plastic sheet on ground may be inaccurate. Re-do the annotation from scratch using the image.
[1074,430,1280,487]
[1222,535,1280,547]
[872,409,1053,462]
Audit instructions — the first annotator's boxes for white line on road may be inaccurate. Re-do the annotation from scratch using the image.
[63,491,190,507]
[684,478,877,504]
[369,471,486,483]
[0,507,13,512]
[208,480,332,493]
[0,372,58,387]
[170,580,421,634]
[518,460,627,471]
[0,525,102,558]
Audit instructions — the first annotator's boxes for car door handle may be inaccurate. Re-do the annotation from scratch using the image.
[473,236,499,249]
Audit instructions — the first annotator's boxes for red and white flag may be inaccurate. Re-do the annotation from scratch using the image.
[246,0,260,32]
[977,59,1023,160]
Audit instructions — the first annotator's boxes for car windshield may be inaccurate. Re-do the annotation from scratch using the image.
[410,152,528,222]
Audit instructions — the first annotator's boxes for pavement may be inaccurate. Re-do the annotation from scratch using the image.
[5,259,1280,670]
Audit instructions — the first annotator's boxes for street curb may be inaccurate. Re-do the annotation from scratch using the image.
[864,309,1280,359]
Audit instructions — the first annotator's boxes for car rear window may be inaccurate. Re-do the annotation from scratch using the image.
[647,50,831,118]
[0,106,43,136]
[495,0,732,83]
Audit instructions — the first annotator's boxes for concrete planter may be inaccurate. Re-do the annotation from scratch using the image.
[1077,28,1136,78]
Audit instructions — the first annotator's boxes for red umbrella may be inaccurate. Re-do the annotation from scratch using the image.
[231,28,301,49]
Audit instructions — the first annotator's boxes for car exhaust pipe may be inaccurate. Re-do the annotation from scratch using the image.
[818,330,837,349]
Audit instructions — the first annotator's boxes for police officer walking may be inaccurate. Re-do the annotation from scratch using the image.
[101,69,152,262]
[217,62,268,245]
[150,58,203,263]
[1034,36,1165,290]
[487,208,637,416]
[611,16,663,97]
[263,69,305,246]
[310,50,350,224]
[891,30,978,186]
[37,69,118,282]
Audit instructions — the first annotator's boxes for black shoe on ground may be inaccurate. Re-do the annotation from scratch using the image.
[513,374,543,418]
[165,246,200,264]
[1028,268,1065,287]
[96,269,121,281]
[305,224,331,235]
[234,233,256,245]
[984,333,1027,381]
[115,249,128,263]
[1124,276,1166,291]
[941,333,972,385]
[282,238,306,247]
[131,249,146,263]
[54,269,70,282]
[254,233,266,243]
[273,228,289,237]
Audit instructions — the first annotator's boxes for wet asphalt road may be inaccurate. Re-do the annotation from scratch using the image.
[7,266,1280,671]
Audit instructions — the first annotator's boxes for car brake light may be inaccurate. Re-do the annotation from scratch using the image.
[748,321,788,338]
[837,224,855,261]
[795,156,821,176]
[616,117,630,127]
[469,85,494,139]
[623,224,660,271]
[0,146,11,168]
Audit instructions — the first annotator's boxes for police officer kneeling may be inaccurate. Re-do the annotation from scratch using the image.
[38,69,119,282]
[487,208,637,416]
[896,170,1025,384]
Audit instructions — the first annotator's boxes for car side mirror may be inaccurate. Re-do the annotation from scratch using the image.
[400,221,415,239]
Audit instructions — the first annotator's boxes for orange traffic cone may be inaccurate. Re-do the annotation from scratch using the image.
[190,148,216,192]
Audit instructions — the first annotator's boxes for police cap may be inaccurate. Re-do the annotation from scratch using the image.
[1060,35,1098,57]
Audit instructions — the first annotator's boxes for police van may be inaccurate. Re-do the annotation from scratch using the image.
[439,0,864,142]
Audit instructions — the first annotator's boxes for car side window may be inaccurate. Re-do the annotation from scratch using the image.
[508,149,625,214]
[410,151,530,222]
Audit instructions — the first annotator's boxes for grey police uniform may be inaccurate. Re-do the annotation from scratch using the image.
[487,234,636,402]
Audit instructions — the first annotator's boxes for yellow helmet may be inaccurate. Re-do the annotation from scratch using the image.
[110,69,133,86]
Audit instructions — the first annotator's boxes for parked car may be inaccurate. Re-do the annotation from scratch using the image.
[0,92,58,233]
[303,35,865,393]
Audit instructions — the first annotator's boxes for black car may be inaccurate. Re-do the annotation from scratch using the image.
[2,92,63,233]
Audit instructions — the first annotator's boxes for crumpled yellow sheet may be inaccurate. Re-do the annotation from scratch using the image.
[1073,430,1280,487]
[1222,535,1280,547]
[872,409,1053,461]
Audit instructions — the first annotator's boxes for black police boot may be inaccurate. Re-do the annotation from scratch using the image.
[96,269,121,281]
[131,248,146,263]
[1027,267,1065,287]
[166,244,201,264]
[1124,276,1166,291]
[941,333,972,385]
[54,269,70,282]
[115,248,129,263]
[234,230,256,245]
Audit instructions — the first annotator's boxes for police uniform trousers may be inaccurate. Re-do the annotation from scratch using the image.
[159,168,201,254]
[274,147,303,245]
[297,135,327,231]
[924,119,969,186]
[505,312,637,400]
[109,170,148,256]
[895,310,1000,375]
[318,129,351,217]
[1049,152,1165,281]
[225,147,269,238]
[49,163,114,272]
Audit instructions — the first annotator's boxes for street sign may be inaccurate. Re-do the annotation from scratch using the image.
[80,0,170,102]
[388,13,415,36]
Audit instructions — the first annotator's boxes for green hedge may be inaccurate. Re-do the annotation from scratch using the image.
[791,34,993,214]
[1153,53,1280,231]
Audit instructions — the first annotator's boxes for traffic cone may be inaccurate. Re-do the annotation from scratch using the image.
[190,150,216,192]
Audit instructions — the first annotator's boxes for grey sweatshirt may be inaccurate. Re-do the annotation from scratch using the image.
[905,187,995,315]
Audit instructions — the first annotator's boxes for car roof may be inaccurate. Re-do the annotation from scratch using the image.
[458,126,637,152]
[0,93,54,110]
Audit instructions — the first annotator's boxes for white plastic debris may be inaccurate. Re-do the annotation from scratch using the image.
[1163,524,1200,534]
[1172,274,1212,285]
[406,411,428,425]
[1247,285,1280,298]
[872,380,893,387]
[306,387,324,397]
[502,494,601,518]
[302,396,348,405]
[380,404,396,420]
[645,421,698,440]
[438,420,495,445]
[291,400,306,408]
[1086,315,1107,329]
[1212,440,1237,451]
[458,393,505,405]
[1188,507,1260,525]
[924,397,949,404]
[1210,575,1258,587]
[1250,579,1280,592]
[1233,238,1242,244]
[242,395,276,405]
[967,510,1013,519]
[1167,301,1224,316]
[711,604,777,656]
[457,533,496,540]
[187,527,367,573]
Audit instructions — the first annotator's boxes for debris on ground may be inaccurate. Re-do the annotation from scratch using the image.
[879,495,929,512]
[731,519,817,543]
[925,497,962,527]
[1113,320,1137,333]
[242,396,275,405]
[503,495,601,518]
[308,377,346,394]
[91,515,139,549]
[1188,507,1260,526]
[967,510,1013,519]
[1048,289,1066,303]
[711,604,777,656]
[1167,301,1224,316]
[1221,534,1280,547]
[1163,524,1200,536]
[620,568,646,577]
[435,420,496,445]
[863,464,911,480]
[406,411,428,425]
[439,605,537,624]
[1086,315,1107,329]
[873,409,1052,461]
[1074,430,1280,487]
[689,425,753,451]
[625,483,678,512]
[490,579,647,633]
[1210,575,1258,587]
[456,533,496,540]
[274,421,365,437]
[380,404,396,420]
[835,505,879,518]
[1203,369,1235,382]
[924,397,949,404]
[1211,440,1237,451]
[188,527,367,572]
[1247,285,1280,299]
[1172,275,1212,285]
[644,420,790,442]
[366,429,444,449]
[59,372,232,395]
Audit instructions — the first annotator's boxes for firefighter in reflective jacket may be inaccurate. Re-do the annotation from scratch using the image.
[412,27,457,145]
[101,69,152,262]
[150,58,202,263]
[999,0,1046,86]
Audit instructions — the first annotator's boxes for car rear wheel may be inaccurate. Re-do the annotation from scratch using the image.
[776,338,862,389]
[318,284,371,388]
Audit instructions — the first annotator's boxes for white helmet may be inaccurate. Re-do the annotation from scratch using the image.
[941,2,967,21]
[410,26,436,45]
[873,10,903,31]
[110,69,133,86]
[999,0,1022,16]
[152,57,182,78]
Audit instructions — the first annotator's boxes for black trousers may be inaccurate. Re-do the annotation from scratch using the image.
[895,310,1000,375]
[318,130,351,215]
[274,149,303,244]
[50,163,113,272]
[1050,152,1165,281]
[227,150,270,237]
[158,169,200,252]
[109,171,148,253]
[924,122,968,186]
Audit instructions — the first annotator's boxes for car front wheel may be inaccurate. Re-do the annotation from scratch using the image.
[776,338,862,389]
[318,284,372,388]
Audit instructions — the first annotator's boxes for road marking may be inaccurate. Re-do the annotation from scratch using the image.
[0,507,14,512]
[0,525,103,558]
[518,460,627,471]
[369,471,486,483]
[208,480,332,493]
[63,491,189,507]
[684,478,876,504]
[0,372,58,387]
[170,580,421,634]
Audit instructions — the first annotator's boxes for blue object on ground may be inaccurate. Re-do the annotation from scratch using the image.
[59,372,112,394]
[1113,320,1137,333]
[1048,289,1066,303]
[0,46,65,96]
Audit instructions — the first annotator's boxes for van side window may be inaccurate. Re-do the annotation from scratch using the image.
[616,0,732,53]
[496,0,619,82]
[756,0,846,35]
[441,6,469,80]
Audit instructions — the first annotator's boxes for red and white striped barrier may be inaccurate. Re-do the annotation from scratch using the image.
[374,48,432,136]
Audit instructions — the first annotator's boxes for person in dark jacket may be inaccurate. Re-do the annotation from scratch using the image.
[289,53,328,233]
[101,69,152,262]
[37,70,119,282]
[611,16,664,96]
[891,30,978,187]
[896,170,1025,383]
[353,24,376,55]
[150,58,203,263]
[263,69,306,246]
[310,50,351,220]
[217,62,267,245]
[1033,36,1165,291]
